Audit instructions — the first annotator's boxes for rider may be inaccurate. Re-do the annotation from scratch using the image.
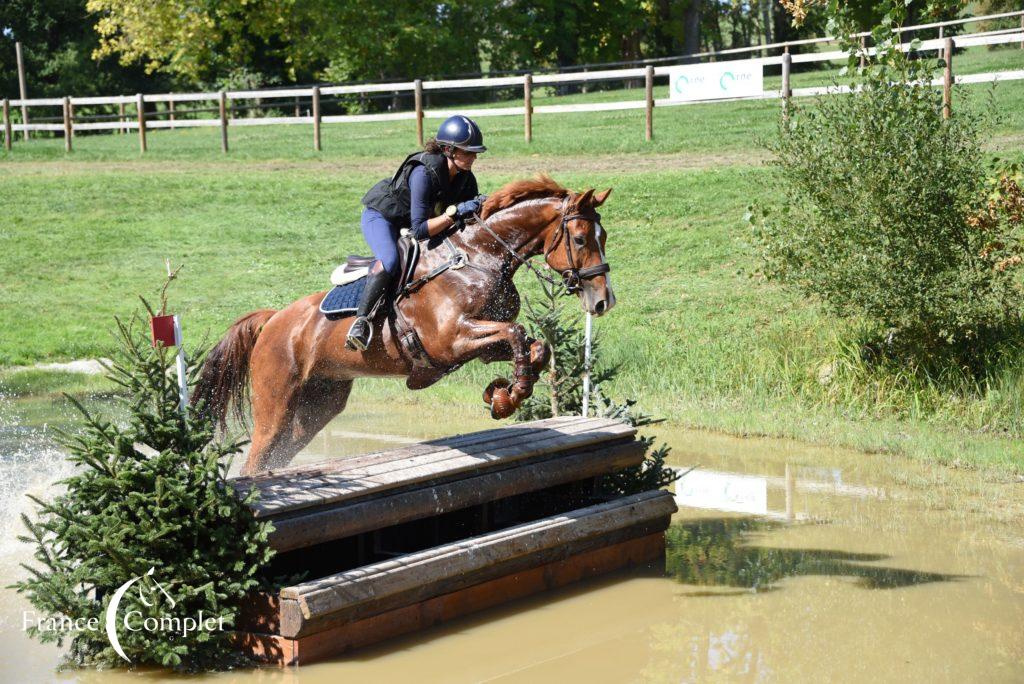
[346,114,487,351]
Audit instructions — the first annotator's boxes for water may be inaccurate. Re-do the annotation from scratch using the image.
[1,388,1022,682]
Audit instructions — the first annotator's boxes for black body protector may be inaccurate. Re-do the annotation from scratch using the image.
[362,151,478,227]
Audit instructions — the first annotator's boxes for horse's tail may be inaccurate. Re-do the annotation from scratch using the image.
[191,309,278,432]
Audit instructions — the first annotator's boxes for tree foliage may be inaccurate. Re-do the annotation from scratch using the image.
[750,0,1024,362]
[11,308,274,670]
[46,0,829,90]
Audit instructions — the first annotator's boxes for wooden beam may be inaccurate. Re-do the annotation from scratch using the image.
[312,86,321,151]
[266,439,646,552]
[414,79,424,147]
[62,96,72,152]
[240,418,635,518]
[645,65,654,141]
[118,101,125,135]
[15,42,29,141]
[943,37,953,120]
[782,51,792,121]
[169,99,175,128]
[278,490,676,637]
[136,93,147,153]
[2,99,11,151]
[524,73,533,143]
[219,91,229,153]
[235,531,666,665]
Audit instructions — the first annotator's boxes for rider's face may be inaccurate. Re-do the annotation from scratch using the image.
[452,148,477,171]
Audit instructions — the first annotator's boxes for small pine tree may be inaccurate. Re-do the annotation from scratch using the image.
[518,279,678,495]
[11,305,274,671]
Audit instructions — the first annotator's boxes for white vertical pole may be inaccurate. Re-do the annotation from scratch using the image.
[581,312,593,416]
[173,315,189,413]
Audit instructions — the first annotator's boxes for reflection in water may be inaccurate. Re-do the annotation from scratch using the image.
[666,518,961,591]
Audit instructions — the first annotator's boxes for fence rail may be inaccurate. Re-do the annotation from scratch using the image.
[2,28,1022,150]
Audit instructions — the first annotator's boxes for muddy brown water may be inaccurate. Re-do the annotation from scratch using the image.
[1,392,1021,683]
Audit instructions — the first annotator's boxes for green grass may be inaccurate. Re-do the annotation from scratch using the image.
[2,75,1023,473]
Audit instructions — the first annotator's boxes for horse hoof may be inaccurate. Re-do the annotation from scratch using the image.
[529,340,550,367]
[483,378,510,405]
[490,388,515,419]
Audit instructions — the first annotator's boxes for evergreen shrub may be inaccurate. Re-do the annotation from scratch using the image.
[12,310,274,671]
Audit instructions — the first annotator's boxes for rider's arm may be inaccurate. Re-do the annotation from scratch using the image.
[409,166,456,239]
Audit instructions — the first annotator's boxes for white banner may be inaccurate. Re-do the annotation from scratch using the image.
[668,61,763,101]
[675,469,768,515]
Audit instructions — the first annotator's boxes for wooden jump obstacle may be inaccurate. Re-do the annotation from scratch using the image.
[231,416,677,665]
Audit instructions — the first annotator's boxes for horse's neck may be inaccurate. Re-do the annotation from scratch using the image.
[473,198,560,270]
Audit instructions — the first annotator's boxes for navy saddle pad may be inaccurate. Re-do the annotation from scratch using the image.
[320,278,367,318]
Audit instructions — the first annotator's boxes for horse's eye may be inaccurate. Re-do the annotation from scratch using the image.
[573,235,586,248]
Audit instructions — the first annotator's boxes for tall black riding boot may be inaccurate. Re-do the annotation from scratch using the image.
[345,269,392,351]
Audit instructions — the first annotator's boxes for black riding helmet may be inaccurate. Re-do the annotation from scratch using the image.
[436,115,487,153]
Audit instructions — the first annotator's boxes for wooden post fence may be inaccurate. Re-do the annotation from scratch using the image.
[938,26,944,60]
[15,42,29,141]
[860,35,866,69]
[524,73,533,143]
[169,100,176,129]
[137,93,147,153]
[2,99,11,151]
[414,79,424,147]
[294,97,301,118]
[943,37,953,120]
[644,65,654,142]
[781,52,792,120]
[312,86,322,152]
[118,101,125,135]
[219,91,229,153]
[68,101,75,139]
[62,96,72,152]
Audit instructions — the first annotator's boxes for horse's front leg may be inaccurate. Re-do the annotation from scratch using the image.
[451,319,550,418]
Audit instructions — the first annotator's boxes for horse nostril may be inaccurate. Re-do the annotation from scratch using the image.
[594,300,606,314]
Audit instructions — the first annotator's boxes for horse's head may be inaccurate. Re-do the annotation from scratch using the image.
[542,187,617,316]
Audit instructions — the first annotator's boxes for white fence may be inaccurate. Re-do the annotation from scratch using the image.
[2,24,1023,151]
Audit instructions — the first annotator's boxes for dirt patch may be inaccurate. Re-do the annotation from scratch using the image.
[0,150,770,178]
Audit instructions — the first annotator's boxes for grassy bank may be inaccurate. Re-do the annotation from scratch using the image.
[1,74,1023,473]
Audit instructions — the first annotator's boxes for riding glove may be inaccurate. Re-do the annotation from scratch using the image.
[456,199,481,218]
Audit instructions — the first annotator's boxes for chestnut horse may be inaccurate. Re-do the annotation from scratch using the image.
[192,176,615,475]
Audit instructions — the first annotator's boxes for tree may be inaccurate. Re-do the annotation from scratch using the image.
[0,0,170,99]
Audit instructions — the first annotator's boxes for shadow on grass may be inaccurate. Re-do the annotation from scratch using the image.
[667,518,963,591]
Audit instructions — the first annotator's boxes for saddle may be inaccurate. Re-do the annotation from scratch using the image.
[320,230,468,372]
[319,232,421,318]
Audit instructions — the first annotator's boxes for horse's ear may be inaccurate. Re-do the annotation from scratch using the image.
[593,188,612,207]
[576,188,595,208]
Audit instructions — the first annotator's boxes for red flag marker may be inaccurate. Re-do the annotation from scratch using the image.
[150,315,178,347]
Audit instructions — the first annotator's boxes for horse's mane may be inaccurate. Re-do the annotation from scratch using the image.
[480,174,570,219]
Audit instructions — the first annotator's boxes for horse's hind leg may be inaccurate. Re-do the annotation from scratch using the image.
[243,376,354,475]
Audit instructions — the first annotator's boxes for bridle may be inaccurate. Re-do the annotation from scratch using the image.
[543,199,611,293]
[476,198,611,295]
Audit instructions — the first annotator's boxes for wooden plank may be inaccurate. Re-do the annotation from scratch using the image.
[235,531,665,665]
[236,416,580,487]
[219,91,229,152]
[136,93,146,153]
[414,79,424,147]
[62,97,72,152]
[267,439,646,552]
[311,86,321,152]
[244,418,632,517]
[3,99,12,151]
[644,65,654,142]
[524,73,532,143]
[279,490,676,635]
